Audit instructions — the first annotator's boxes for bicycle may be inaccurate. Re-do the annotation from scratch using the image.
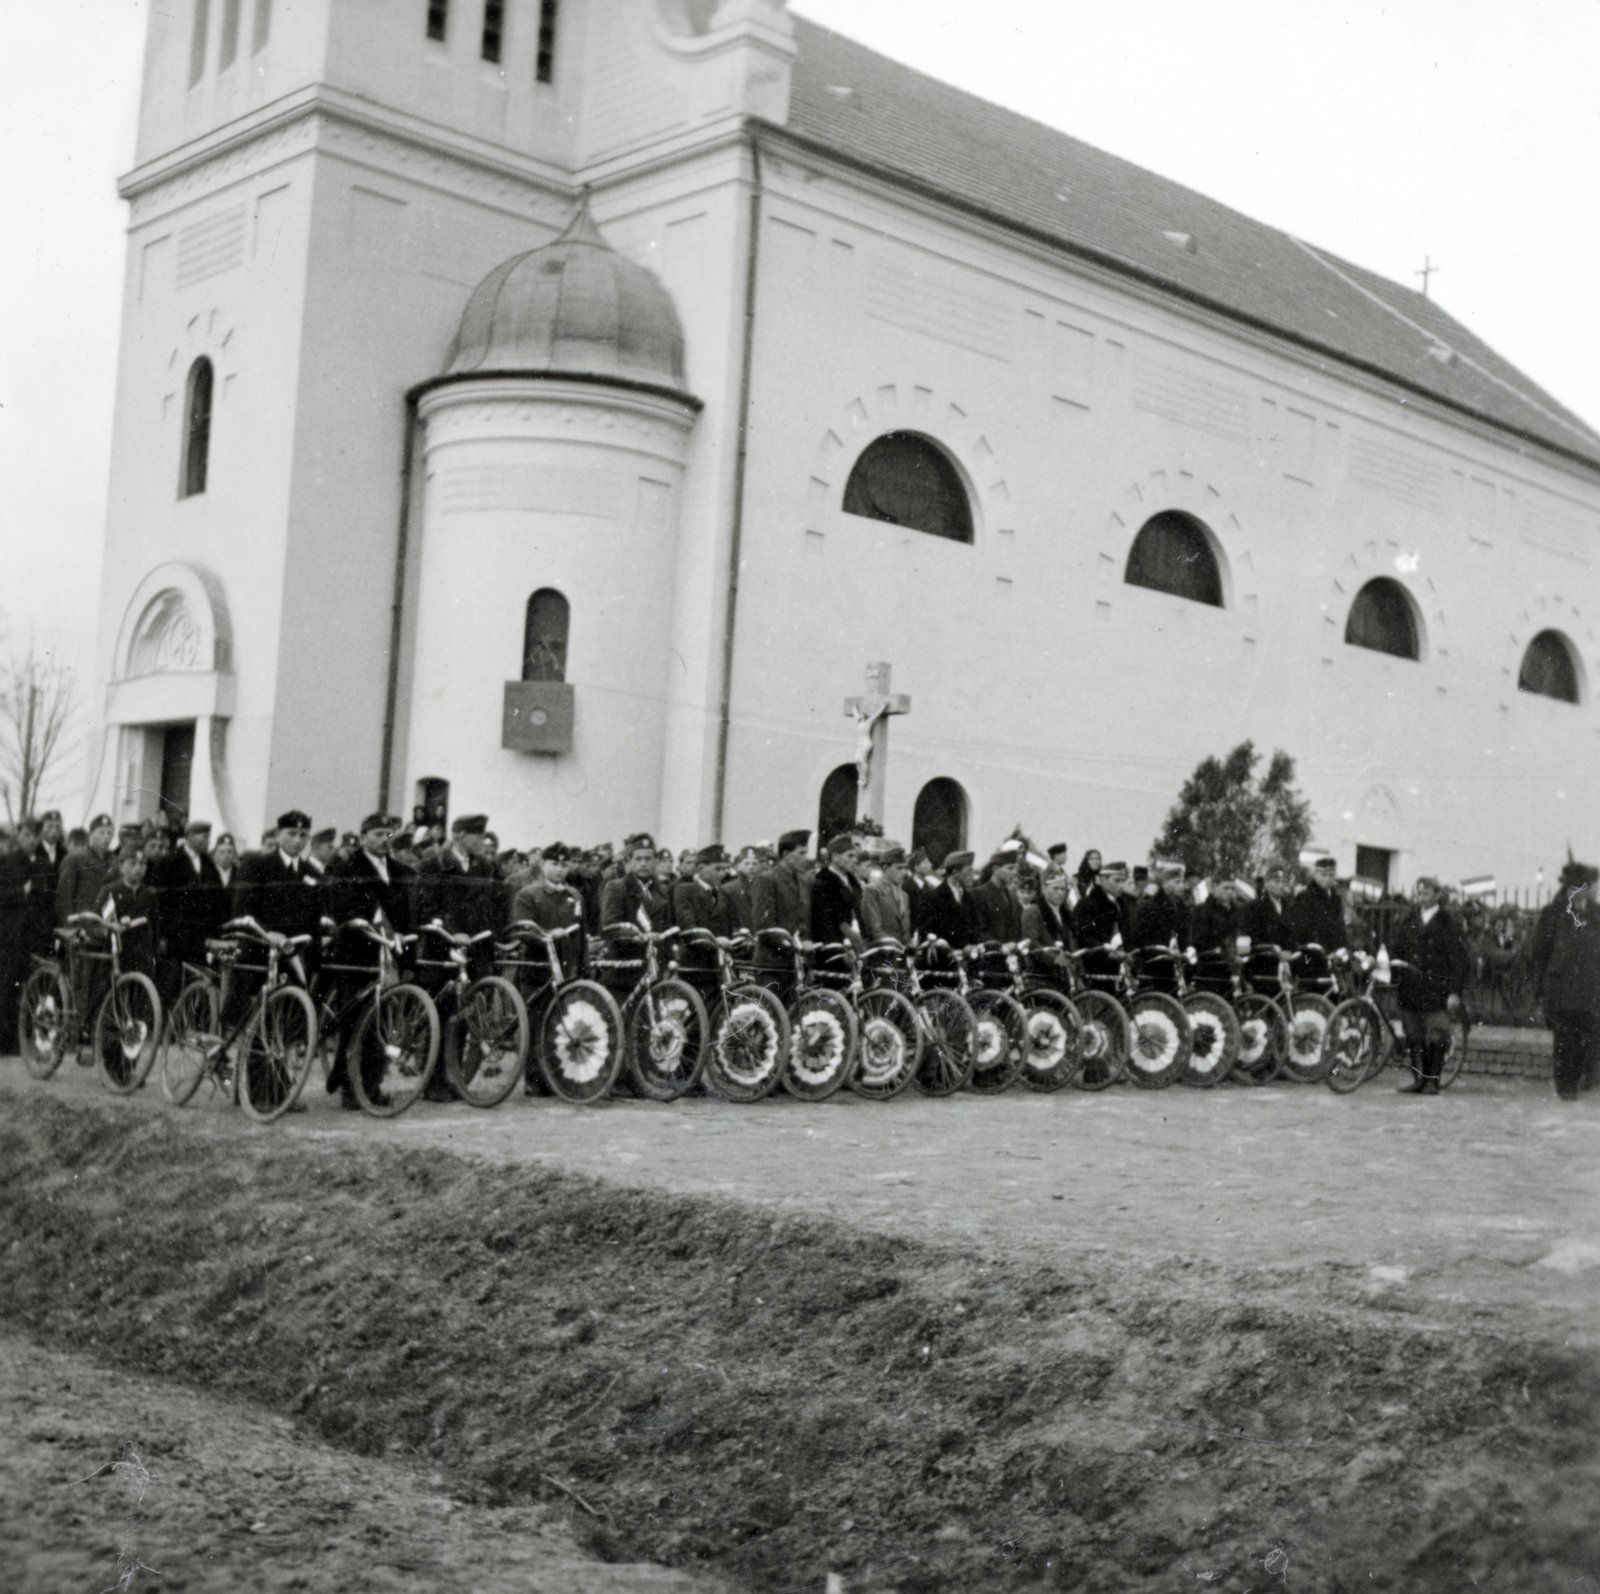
[1057,947,1132,1091]
[998,940,1086,1093]
[500,921,625,1104]
[1085,944,1190,1089]
[1229,942,1334,1087]
[1136,945,1241,1088]
[1322,955,1467,1093]
[594,924,708,1101]
[18,925,86,1080]
[751,929,859,1102]
[843,941,923,1100]
[871,935,976,1097]
[950,941,1032,1095]
[161,917,318,1122]
[675,928,789,1103]
[315,917,440,1117]
[65,911,164,1096]
[416,922,531,1107]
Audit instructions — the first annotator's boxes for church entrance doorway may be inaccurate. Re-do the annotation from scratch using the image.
[818,764,859,846]
[159,722,196,821]
[913,777,967,870]
[1355,845,1393,893]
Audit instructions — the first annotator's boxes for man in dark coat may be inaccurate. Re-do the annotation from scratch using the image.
[233,809,324,946]
[419,813,503,972]
[1530,862,1600,1100]
[1389,876,1471,1095]
[323,813,415,1108]
[1288,855,1349,957]
[921,850,986,950]
[722,846,760,933]
[599,838,669,934]
[752,829,812,976]
[973,851,1024,945]
[861,846,914,943]
[0,830,31,1049]
[57,814,115,929]
[513,842,587,979]
[809,835,864,948]
[155,816,226,1003]
[1242,864,1298,953]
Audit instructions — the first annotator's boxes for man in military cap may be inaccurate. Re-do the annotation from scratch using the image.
[973,848,1024,945]
[752,829,812,978]
[57,814,115,928]
[305,827,339,878]
[419,813,503,978]
[1391,876,1470,1096]
[1242,862,1298,955]
[1132,859,1188,951]
[1288,853,1349,958]
[673,845,734,936]
[324,813,415,1108]
[600,837,668,934]
[234,810,323,944]
[512,841,586,979]
[860,844,913,943]
[921,849,985,950]
[723,845,762,933]
[809,834,864,950]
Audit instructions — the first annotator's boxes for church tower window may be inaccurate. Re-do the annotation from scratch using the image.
[482,1,504,63]
[1124,511,1224,607]
[536,0,559,83]
[843,433,974,544]
[1345,578,1420,660]
[522,589,570,682]
[252,0,271,53]
[913,778,968,870]
[180,358,214,499]
[220,0,241,68]
[818,765,860,846]
[189,0,210,85]
[426,1,449,43]
[1518,629,1581,704]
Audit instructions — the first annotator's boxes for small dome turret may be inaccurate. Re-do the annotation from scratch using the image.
[446,201,688,393]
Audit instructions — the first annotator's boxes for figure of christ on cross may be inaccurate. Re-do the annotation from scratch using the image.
[844,662,911,827]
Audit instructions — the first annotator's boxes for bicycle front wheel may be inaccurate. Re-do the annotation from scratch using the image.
[625,978,707,1101]
[350,983,440,1118]
[1231,994,1286,1085]
[1283,994,1334,1084]
[162,976,222,1106]
[706,984,788,1103]
[446,975,530,1107]
[1323,997,1384,1094]
[94,973,161,1095]
[19,964,73,1080]
[239,984,319,1123]
[1018,989,1083,1092]
[851,987,922,1100]
[966,990,1030,1093]
[1073,990,1130,1090]
[539,980,625,1103]
[911,989,975,1096]
[784,987,857,1101]
[1180,991,1240,1088]
[1125,991,1190,1089]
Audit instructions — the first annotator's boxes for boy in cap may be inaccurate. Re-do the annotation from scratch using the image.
[860,845,913,943]
[512,842,586,980]
[921,849,985,950]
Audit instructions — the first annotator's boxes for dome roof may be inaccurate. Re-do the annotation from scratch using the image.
[445,202,688,393]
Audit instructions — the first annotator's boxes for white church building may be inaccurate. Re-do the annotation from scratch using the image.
[88,0,1600,891]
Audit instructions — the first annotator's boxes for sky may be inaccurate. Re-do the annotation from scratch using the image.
[2,0,1598,804]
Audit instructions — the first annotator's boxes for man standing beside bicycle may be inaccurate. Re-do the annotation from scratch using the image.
[323,812,414,1111]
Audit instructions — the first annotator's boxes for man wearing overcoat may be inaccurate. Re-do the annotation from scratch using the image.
[752,829,812,975]
[1390,876,1471,1095]
[860,846,913,944]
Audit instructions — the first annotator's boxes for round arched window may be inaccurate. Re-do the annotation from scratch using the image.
[1124,512,1224,607]
[1518,630,1580,704]
[842,433,973,544]
[818,764,860,846]
[912,777,968,870]
[1345,578,1419,660]
[522,588,570,682]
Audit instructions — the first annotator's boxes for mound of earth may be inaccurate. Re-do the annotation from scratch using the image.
[2,1091,1597,1592]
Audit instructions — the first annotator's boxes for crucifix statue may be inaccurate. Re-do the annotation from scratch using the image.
[844,662,911,827]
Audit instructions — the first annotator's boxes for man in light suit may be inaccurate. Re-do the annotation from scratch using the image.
[860,845,913,944]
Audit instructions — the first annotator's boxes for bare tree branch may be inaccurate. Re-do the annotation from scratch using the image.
[0,642,78,823]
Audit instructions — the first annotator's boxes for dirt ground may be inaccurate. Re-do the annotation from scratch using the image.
[0,1333,726,1594]
[2,1063,1599,1592]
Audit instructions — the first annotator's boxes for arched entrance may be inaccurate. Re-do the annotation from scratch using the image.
[912,777,967,868]
[818,764,860,846]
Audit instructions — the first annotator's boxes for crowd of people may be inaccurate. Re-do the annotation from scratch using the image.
[1,802,1595,1102]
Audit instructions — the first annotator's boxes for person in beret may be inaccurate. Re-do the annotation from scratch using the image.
[419,813,504,989]
[920,849,985,950]
[860,844,913,944]
[809,833,864,957]
[723,845,762,934]
[305,827,339,878]
[973,850,1023,945]
[57,814,116,931]
[671,844,736,975]
[233,810,321,942]
[600,835,670,936]
[752,829,812,979]
[155,815,226,1004]
[1288,853,1349,968]
[512,841,587,981]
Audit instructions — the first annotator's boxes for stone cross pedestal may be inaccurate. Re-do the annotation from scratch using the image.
[844,661,911,827]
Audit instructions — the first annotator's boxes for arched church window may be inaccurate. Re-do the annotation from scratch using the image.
[522,589,570,682]
[818,765,860,846]
[426,1,448,43]
[536,0,559,82]
[1345,578,1420,660]
[843,433,974,545]
[180,358,214,499]
[189,0,210,85]
[1124,511,1224,607]
[913,778,968,870]
[1518,630,1580,704]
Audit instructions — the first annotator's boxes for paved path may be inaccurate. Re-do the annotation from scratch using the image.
[9,1056,1599,1346]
